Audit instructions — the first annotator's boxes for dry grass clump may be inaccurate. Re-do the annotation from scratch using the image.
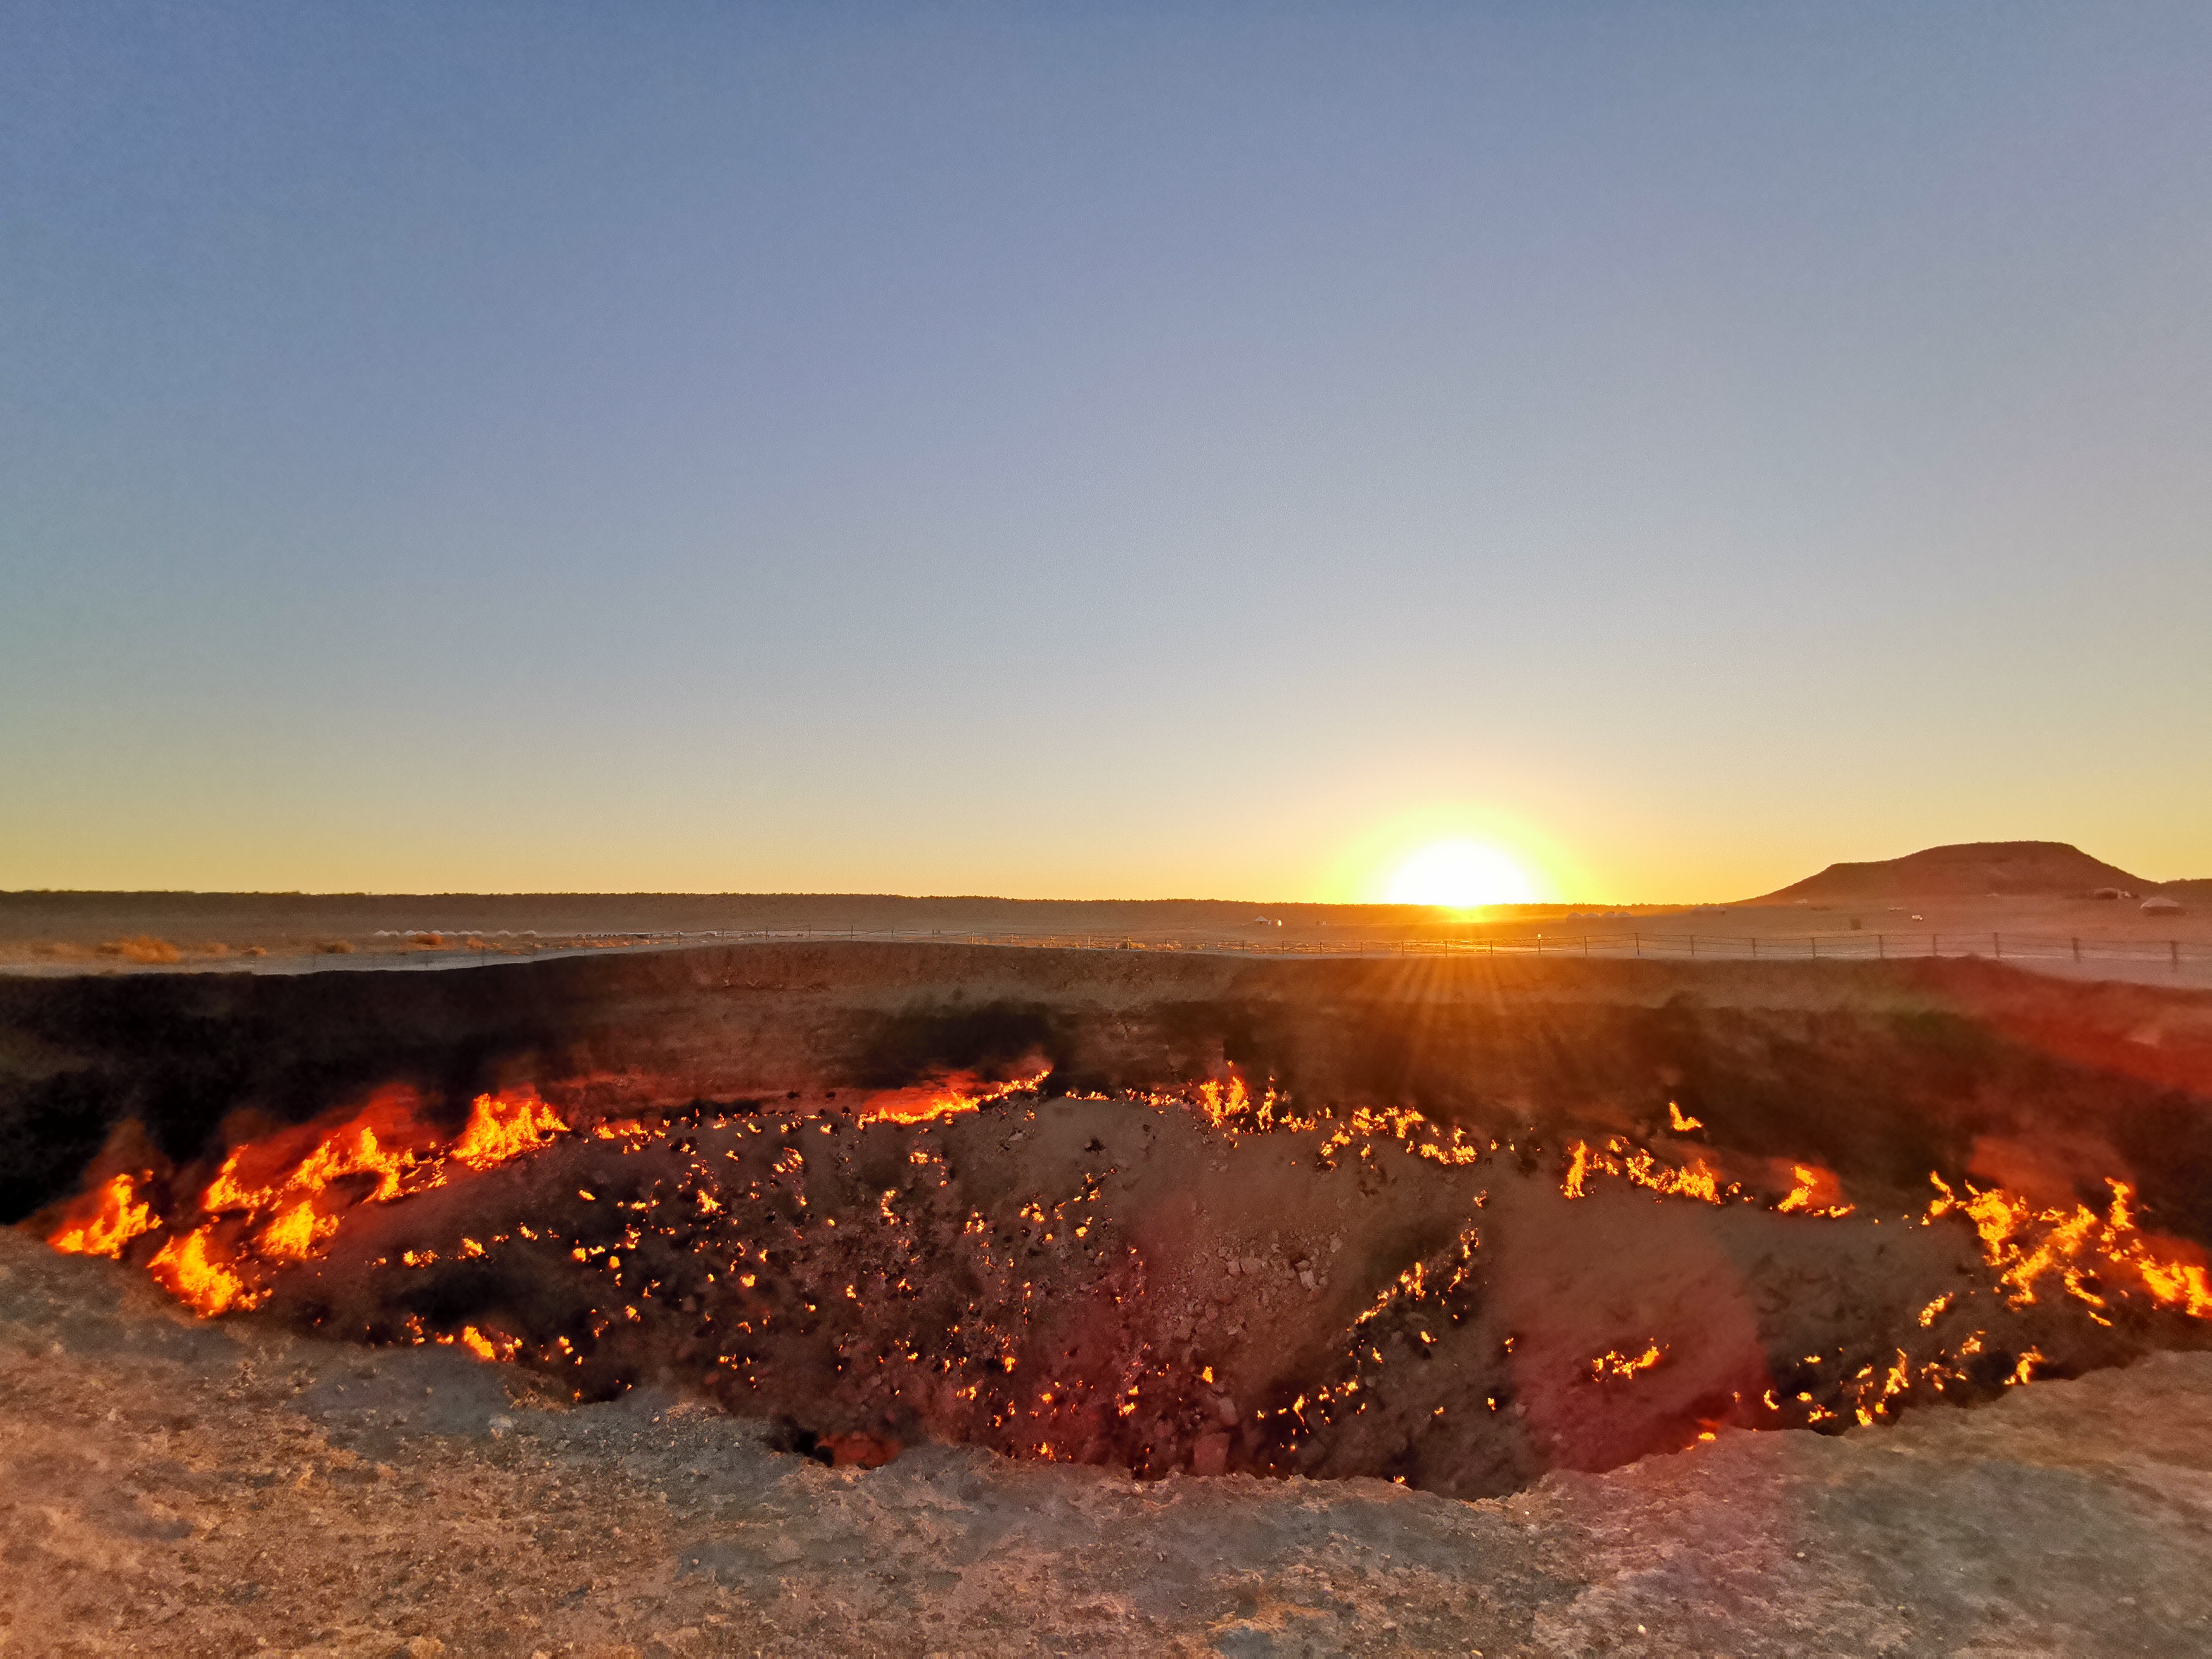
[412,932,446,948]
[98,936,180,965]
[315,940,356,956]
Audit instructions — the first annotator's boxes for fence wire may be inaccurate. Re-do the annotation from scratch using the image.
[539,926,2210,972]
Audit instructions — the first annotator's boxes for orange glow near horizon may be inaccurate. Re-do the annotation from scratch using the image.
[1381,839,1540,909]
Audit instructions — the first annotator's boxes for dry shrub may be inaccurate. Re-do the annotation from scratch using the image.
[198,942,231,958]
[412,932,446,948]
[316,940,357,956]
[244,945,267,959]
[99,936,180,965]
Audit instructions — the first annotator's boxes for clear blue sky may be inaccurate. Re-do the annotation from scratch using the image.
[5,2,2208,899]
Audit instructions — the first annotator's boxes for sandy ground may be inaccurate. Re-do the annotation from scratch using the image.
[3,889,2204,989]
[7,1230,2212,1658]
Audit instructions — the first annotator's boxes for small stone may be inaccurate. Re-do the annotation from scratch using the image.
[821,1430,901,1469]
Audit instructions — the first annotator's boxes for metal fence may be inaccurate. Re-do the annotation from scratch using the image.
[604,926,2211,973]
[361,919,2210,978]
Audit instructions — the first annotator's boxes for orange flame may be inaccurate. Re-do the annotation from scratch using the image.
[58,1087,571,1319]
[1848,1347,1917,1425]
[1561,1139,1728,1205]
[1194,1074,1284,1130]
[446,1324,520,1362]
[450,1088,569,1168]
[148,1225,257,1316]
[1927,1174,2212,1319]
[1589,1341,1666,1380]
[1562,1140,1594,1199]
[47,1172,159,1258]
[258,1199,338,1262]
[1312,1102,1483,1169]
[1626,1147,1724,1204]
[1775,1163,1855,1218]
[857,1065,1051,1126]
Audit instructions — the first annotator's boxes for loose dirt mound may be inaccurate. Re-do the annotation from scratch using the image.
[1746,840,2149,904]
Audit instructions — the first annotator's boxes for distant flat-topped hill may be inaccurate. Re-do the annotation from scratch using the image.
[1744,840,2150,905]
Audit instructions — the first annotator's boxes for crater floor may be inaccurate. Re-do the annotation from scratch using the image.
[7,1230,2211,1658]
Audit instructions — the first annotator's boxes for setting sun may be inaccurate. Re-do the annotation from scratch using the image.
[1383,840,1539,908]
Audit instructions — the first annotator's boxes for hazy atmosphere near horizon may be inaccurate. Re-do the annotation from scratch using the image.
[5,2,2208,902]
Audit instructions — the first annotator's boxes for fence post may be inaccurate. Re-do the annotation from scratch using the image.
[2176,940,2183,971]
[2073,937,2080,963]
[1751,937,1758,959]
[1877,933,1885,959]
[1689,935,1697,957]
[1993,933,2001,960]
[1634,931,1641,958]
[1583,934,1589,957]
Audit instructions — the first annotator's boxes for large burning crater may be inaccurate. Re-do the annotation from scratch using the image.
[16,944,2212,1496]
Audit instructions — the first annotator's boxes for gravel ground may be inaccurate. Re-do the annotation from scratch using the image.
[6,1232,2212,1658]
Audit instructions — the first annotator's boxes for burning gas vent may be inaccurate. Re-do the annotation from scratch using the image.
[39,1064,2212,1497]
